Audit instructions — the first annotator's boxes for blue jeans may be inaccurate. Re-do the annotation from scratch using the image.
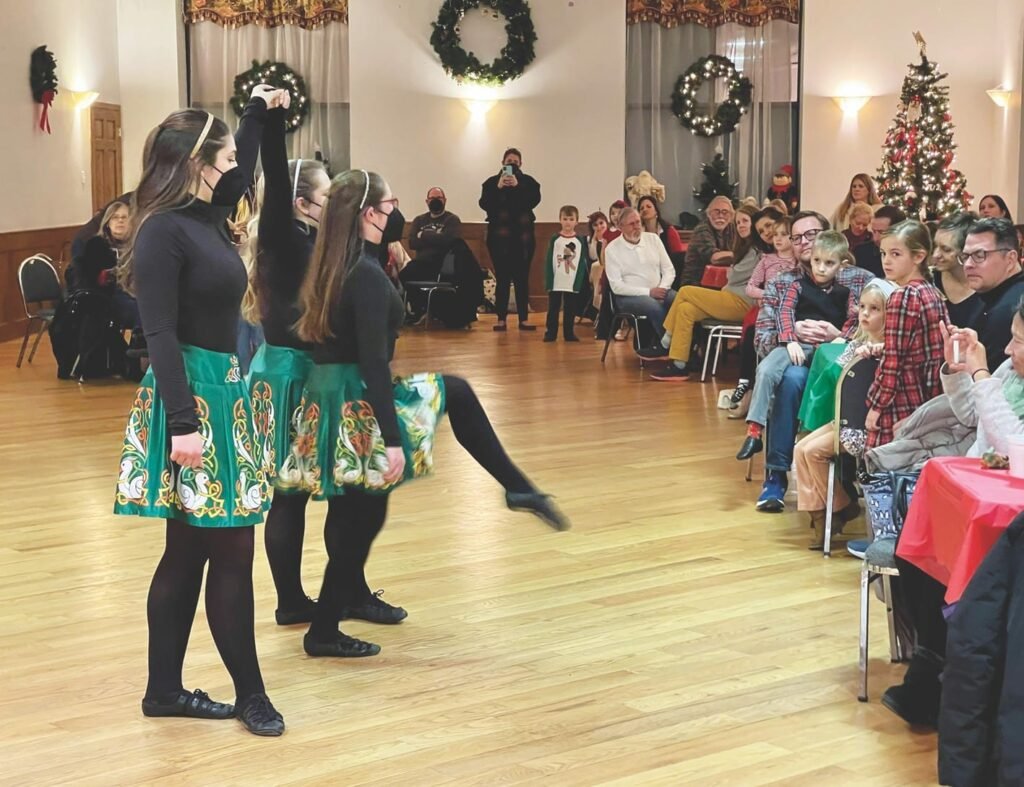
[614,289,677,342]
[766,363,808,473]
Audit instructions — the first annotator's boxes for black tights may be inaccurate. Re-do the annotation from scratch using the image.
[146,519,264,703]
[739,325,757,382]
[265,492,311,611]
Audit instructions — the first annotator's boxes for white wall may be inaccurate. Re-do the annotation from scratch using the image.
[2,0,121,232]
[348,0,626,223]
[116,0,187,188]
[800,0,1024,219]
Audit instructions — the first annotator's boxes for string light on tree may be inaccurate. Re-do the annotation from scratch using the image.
[876,32,971,219]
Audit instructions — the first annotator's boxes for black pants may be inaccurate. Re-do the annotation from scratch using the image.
[545,292,577,338]
[487,235,534,321]
[894,554,948,658]
[739,325,757,381]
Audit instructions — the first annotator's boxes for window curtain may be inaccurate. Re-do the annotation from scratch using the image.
[188,20,350,171]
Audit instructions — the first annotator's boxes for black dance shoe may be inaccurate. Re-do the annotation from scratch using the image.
[303,631,382,658]
[275,596,317,626]
[236,693,285,737]
[342,590,408,624]
[505,491,571,531]
[736,436,763,461]
[141,688,234,720]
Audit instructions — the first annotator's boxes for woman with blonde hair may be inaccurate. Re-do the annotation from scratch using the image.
[831,173,882,232]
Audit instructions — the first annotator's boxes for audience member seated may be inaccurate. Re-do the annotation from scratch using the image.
[931,212,982,329]
[67,200,140,332]
[792,279,894,548]
[842,202,874,250]
[585,211,609,325]
[738,231,855,461]
[71,191,133,260]
[751,211,874,512]
[977,193,1013,222]
[644,204,768,380]
[679,196,736,286]
[604,207,676,351]
[959,216,1024,370]
[865,307,1024,730]
[854,205,907,278]
[401,187,463,320]
[830,173,882,232]
[598,200,629,341]
[638,195,685,286]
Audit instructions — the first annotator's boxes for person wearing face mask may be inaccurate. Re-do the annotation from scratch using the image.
[112,85,286,736]
[241,95,331,629]
[409,187,462,254]
[283,169,570,659]
[479,147,542,331]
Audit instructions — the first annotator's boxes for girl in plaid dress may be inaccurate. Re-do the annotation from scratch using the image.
[866,221,949,448]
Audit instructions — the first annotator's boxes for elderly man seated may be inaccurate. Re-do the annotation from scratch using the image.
[603,207,677,351]
[679,195,737,286]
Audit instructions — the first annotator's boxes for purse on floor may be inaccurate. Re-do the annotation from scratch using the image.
[860,470,920,541]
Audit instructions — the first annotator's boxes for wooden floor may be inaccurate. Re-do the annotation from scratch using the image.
[0,319,939,786]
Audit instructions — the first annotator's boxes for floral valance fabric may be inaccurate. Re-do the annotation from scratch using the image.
[626,0,798,28]
[183,0,348,29]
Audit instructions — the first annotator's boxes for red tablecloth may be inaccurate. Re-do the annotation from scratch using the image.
[897,457,1024,603]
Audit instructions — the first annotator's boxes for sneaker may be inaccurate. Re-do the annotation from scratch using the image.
[846,539,869,559]
[637,345,670,360]
[342,590,408,624]
[650,365,691,382]
[236,693,285,737]
[756,472,787,512]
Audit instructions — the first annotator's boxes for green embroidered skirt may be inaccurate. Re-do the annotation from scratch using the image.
[277,363,446,499]
[247,343,314,490]
[113,344,270,527]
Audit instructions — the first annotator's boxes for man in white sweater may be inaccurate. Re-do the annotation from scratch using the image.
[604,208,677,347]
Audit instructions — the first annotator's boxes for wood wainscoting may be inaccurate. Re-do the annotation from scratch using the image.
[0,226,79,342]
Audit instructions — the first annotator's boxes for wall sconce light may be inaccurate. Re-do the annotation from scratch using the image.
[986,88,1013,108]
[463,98,496,117]
[71,91,100,110]
[832,95,870,115]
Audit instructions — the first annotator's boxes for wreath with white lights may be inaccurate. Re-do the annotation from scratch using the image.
[671,55,753,138]
[430,0,537,87]
[231,60,309,133]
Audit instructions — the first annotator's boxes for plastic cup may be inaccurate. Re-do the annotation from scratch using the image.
[1008,436,1024,478]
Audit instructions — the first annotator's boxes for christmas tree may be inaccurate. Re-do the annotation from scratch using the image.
[876,33,971,220]
[693,154,738,212]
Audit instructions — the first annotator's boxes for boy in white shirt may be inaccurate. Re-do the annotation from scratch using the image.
[543,205,589,342]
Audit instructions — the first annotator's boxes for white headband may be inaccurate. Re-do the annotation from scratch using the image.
[292,158,303,202]
[358,169,370,210]
[190,113,215,159]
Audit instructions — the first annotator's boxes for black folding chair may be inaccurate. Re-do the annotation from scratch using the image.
[403,250,457,330]
[16,254,62,368]
[600,291,652,367]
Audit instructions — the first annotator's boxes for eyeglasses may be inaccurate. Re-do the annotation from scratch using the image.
[957,248,1016,265]
[790,229,822,244]
[377,198,400,209]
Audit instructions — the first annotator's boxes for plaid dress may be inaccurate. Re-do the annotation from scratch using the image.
[866,279,949,448]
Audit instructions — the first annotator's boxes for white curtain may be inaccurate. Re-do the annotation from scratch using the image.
[189,21,350,172]
[626,20,798,223]
[716,21,799,207]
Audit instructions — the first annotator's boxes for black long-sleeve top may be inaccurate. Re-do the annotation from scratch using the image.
[256,107,315,349]
[312,243,404,446]
[408,211,462,253]
[478,172,541,246]
[975,272,1024,372]
[72,235,118,290]
[133,98,268,436]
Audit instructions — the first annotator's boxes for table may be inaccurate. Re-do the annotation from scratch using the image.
[897,456,1024,603]
[797,341,847,432]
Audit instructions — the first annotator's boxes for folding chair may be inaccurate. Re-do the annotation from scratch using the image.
[403,250,457,330]
[858,538,907,702]
[700,320,743,382]
[600,291,651,367]
[16,254,62,368]
[823,356,878,557]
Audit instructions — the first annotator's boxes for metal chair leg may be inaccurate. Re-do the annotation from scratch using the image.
[823,459,836,558]
[859,565,871,702]
[745,455,754,482]
[16,318,34,368]
[701,329,715,382]
[28,318,49,363]
[882,574,899,663]
[712,330,725,376]
[601,317,621,363]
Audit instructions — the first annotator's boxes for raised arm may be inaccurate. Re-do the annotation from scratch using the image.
[257,107,292,245]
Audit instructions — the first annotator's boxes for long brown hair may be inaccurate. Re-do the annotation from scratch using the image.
[295,169,387,343]
[117,109,231,294]
[732,203,759,262]
[833,173,882,227]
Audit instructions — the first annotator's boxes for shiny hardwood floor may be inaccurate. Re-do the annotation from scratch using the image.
[0,319,938,785]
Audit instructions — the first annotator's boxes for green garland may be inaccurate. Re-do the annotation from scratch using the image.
[231,60,309,133]
[671,55,753,138]
[430,0,536,87]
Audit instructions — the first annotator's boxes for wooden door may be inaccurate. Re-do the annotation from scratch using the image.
[91,103,123,213]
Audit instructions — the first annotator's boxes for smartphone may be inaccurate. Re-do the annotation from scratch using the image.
[502,165,514,177]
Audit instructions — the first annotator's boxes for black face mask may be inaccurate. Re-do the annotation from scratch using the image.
[371,206,406,244]
[428,198,445,214]
[205,164,249,207]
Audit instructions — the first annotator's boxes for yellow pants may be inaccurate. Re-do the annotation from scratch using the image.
[663,286,751,363]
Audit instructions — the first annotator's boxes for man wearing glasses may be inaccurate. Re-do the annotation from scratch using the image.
[960,216,1024,369]
[751,210,873,512]
[679,196,736,286]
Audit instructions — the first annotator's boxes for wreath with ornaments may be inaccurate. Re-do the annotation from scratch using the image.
[671,55,753,138]
[231,59,309,132]
[430,0,537,87]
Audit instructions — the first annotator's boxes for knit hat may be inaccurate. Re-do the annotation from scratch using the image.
[776,164,794,177]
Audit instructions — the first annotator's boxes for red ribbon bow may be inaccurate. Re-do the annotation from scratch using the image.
[39,89,55,134]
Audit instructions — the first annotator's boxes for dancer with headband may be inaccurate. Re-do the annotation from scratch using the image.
[244,95,330,628]
[113,85,286,736]
[282,169,571,659]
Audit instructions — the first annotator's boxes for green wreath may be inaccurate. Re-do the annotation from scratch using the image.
[430,0,537,87]
[671,55,753,138]
[231,60,309,133]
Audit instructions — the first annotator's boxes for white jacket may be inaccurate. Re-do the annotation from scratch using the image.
[604,233,675,297]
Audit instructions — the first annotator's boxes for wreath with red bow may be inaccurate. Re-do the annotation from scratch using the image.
[30,46,59,135]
